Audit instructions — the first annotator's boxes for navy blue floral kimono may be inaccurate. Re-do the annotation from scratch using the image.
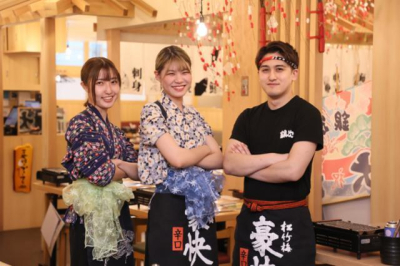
[62,103,137,266]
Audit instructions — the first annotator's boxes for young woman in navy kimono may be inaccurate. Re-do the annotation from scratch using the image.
[62,57,138,266]
[139,46,224,265]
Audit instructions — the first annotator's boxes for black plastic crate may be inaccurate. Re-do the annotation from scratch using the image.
[133,187,155,207]
[313,220,383,259]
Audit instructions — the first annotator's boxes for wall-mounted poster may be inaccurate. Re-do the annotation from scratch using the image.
[18,107,42,135]
[120,42,145,98]
[321,81,372,204]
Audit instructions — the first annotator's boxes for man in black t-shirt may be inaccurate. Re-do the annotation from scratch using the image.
[224,41,323,266]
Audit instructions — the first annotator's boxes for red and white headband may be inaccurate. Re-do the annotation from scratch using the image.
[258,56,298,69]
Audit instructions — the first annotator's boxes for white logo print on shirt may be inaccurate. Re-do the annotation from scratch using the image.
[280,130,294,139]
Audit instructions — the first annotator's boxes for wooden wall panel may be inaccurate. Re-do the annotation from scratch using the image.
[120,101,145,122]
[2,136,47,230]
[6,22,41,52]
[2,53,41,91]
[371,0,400,224]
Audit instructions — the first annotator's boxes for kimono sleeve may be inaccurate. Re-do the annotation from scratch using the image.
[140,104,168,146]
[115,126,138,163]
[62,117,115,186]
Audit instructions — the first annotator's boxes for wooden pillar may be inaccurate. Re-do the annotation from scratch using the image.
[0,27,4,231]
[41,18,58,168]
[306,0,323,221]
[222,0,260,195]
[106,29,121,127]
[371,0,400,224]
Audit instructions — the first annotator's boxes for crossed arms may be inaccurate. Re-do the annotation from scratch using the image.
[223,139,317,183]
[156,133,223,170]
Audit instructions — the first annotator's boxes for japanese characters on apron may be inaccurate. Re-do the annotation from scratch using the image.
[145,193,219,266]
[233,204,315,266]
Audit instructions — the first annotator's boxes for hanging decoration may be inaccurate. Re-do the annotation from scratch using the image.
[172,0,248,103]
[323,0,374,45]
[172,0,242,79]
[260,0,304,47]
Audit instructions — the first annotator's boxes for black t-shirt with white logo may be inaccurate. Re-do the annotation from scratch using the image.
[230,96,323,201]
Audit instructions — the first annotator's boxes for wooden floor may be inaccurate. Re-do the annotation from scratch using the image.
[0,228,44,266]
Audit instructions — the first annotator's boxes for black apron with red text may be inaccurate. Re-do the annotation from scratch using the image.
[145,193,219,266]
[232,205,315,266]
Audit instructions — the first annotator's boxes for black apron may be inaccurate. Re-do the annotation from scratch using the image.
[69,202,135,266]
[232,205,315,266]
[145,193,219,266]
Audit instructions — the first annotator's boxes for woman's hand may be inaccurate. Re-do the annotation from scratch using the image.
[116,161,139,181]
[111,159,123,168]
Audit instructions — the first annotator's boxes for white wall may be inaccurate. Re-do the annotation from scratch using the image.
[323,198,371,225]
[322,44,373,96]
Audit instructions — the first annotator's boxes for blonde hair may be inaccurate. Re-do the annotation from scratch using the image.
[155,46,191,75]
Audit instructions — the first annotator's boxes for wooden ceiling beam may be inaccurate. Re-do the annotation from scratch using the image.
[71,3,134,18]
[352,15,373,32]
[325,24,373,45]
[13,5,32,16]
[326,34,373,46]
[0,8,18,24]
[333,0,374,26]
[129,0,156,17]
[103,0,128,16]
[119,1,134,17]
[121,21,179,36]
[71,0,90,12]
[44,0,73,13]
[326,13,372,34]
[30,0,45,15]
[0,0,39,20]
[0,0,30,11]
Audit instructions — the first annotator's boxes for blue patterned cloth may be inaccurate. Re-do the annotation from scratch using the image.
[156,166,224,229]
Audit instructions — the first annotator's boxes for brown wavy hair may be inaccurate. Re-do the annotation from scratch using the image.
[81,57,121,106]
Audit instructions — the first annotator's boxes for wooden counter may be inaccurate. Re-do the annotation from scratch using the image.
[316,245,383,266]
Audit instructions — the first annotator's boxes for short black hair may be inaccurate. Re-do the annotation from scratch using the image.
[255,41,299,70]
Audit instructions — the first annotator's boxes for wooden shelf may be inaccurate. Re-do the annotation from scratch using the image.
[4,51,40,56]
[4,134,42,138]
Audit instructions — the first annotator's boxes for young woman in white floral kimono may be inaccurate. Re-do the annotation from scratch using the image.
[138,46,224,265]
